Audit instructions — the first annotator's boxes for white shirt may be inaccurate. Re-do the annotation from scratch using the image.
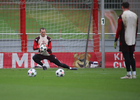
[122,10,138,45]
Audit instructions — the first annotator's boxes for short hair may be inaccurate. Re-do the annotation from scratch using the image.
[40,28,46,32]
[121,2,129,8]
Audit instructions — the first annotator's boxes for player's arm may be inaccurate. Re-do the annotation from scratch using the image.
[33,40,39,50]
[115,17,123,42]
[114,16,123,49]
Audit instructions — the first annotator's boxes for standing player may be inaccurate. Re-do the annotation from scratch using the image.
[32,28,77,70]
[114,2,138,79]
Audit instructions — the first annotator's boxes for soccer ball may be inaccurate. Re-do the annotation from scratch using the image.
[55,68,65,77]
[39,44,47,52]
[28,68,37,77]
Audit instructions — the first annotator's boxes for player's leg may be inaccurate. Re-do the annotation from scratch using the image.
[52,59,70,69]
[32,54,43,66]
[129,52,136,78]
[121,52,132,79]
[49,55,77,70]
[122,52,131,72]
[32,54,47,70]
[52,59,77,70]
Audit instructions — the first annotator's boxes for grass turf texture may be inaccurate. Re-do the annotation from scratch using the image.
[0,68,140,100]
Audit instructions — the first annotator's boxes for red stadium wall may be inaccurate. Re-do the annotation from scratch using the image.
[105,52,140,68]
[0,52,140,68]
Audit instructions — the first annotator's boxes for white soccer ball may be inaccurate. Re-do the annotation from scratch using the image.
[28,68,37,77]
[39,44,47,52]
[55,68,65,77]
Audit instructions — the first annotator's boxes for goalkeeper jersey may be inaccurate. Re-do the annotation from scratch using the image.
[115,10,138,52]
[33,35,52,55]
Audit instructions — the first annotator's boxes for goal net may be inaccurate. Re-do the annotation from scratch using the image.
[0,0,101,68]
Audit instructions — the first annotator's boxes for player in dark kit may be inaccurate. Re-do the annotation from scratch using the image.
[32,28,77,70]
[114,2,138,79]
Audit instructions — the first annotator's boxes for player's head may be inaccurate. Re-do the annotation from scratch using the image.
[40,28,46,37]
[121,2,130,10]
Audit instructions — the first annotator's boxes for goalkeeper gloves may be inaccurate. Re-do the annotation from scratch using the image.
[114,41,117,49]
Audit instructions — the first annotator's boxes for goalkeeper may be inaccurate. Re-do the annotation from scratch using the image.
[32,28,77,70]
[114,2,138,79]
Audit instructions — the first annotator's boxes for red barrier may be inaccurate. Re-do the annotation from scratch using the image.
[0,52,140,68]
[105,52,140,68]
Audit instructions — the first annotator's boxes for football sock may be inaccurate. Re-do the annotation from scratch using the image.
[127,71,131,75]
[133,71,136,75]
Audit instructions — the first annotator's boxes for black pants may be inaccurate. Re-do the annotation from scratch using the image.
[122,52,136,72]
[32,54,70,69]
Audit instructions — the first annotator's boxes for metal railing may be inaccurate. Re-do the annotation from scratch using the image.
[0,33,139,52]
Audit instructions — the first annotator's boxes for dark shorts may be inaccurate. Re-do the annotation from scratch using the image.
[35,54,57,62]
[120,45,135,52]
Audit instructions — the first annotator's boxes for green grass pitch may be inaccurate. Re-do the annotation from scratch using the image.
[0,68,140,100]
